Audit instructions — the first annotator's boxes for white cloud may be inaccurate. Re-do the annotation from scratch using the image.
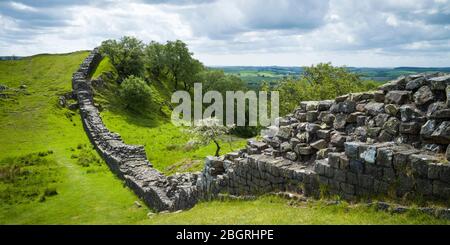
[0,0,449,66]
[9,1,37,12]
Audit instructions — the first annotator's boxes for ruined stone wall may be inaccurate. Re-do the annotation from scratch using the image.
[72,49,198,212]
[198,74,450,202]
[75,49,449,211]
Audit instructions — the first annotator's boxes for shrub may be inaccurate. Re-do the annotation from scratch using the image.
[119,75,152,112]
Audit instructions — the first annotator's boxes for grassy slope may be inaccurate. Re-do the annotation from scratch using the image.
[0,52,149,224]
[92,57,247,174]
[0,52,448,224]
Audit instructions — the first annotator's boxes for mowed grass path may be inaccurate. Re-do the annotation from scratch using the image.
[0,52,448,224]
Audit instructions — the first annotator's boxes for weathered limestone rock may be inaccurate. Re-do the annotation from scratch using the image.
[295,144,315,155]
[276,126,292,139]
[318,100,333,111]
[379,76,407,91]
[385,90,411,105]
[400,122,422,134]
[413,86,434,105]
[300,101,319,111]
[333,113,347,130]
[399,104,425,122]
[446,85,450,107]
[383,117,400,136]
[385,104,399,116]
[421,120,438,139]
[285,151,297,161]
[430,121,450,144]
[365,102,385,116]
[406,77,425,91]
[311,139,328,150]
[306,111,319,122]
[280,142,292,152]
[426,74,450,90]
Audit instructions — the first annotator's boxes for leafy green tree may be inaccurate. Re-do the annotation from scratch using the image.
[145,40,204,91]
[119,75,151,112]
[200,69,247,94]
[144,41,168,83]
[276,63,379,115]
[99,36,145,80]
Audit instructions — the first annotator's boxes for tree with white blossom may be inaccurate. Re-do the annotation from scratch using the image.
[187,117,234,157]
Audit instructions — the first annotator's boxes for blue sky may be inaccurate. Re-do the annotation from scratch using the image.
[0,0,449,66]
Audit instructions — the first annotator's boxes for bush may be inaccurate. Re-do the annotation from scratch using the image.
[119,75,152,112]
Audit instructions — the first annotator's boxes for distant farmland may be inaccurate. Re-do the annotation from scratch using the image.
[214,66,450,88]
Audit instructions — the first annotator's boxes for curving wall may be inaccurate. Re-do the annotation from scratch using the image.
[72,49,198,212]
[74,49,450,212]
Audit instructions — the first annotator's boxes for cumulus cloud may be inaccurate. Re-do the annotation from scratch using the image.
[0,0,449,66]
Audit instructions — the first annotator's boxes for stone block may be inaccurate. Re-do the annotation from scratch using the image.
[311,139,328,150]
[413,85,434,105]
[384,104,399,116]
[399,104,425,122]
[376,147,393,167]
[344,141,362,159]
[430,121,450,144]
[365,102,385,116]
[339,154,350,170]
[349,159,364,173]
[333,113,347,130]
[385,90,412,105]
[328,152,341,169]
[306,110,319,122]
[280,142,292,152]
[409,154,436,178]
[399,122,422,134]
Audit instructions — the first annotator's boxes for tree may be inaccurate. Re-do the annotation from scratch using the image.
[119,75,152,112]
[144,41,167,83]
[187,117,233,157]
[276,63,379,115]
[200,69,247,95]
[99,36,145,80]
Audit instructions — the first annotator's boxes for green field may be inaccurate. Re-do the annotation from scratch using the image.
[217,66,450,87]
[0,52,448,224]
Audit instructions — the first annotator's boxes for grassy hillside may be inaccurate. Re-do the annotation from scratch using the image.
[0,52,149,224]
[0,52,448,224]
[91,57,247,174]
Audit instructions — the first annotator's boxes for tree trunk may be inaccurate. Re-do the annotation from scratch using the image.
[213,139,221,157]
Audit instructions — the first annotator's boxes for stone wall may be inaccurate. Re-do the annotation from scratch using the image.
[75,48,449,212]
[198,73,450,203]
[72,49,198,212]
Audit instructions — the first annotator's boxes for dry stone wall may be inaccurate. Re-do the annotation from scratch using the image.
[75,49,449,212]
[72,49,198,212]
[198,73,450,203]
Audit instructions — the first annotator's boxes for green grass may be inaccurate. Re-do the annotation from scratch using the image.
[0,52,149,224]
[142,195,449,225]
[92,57,247,174]
[101,111,246,174]
[0,52,448,224]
